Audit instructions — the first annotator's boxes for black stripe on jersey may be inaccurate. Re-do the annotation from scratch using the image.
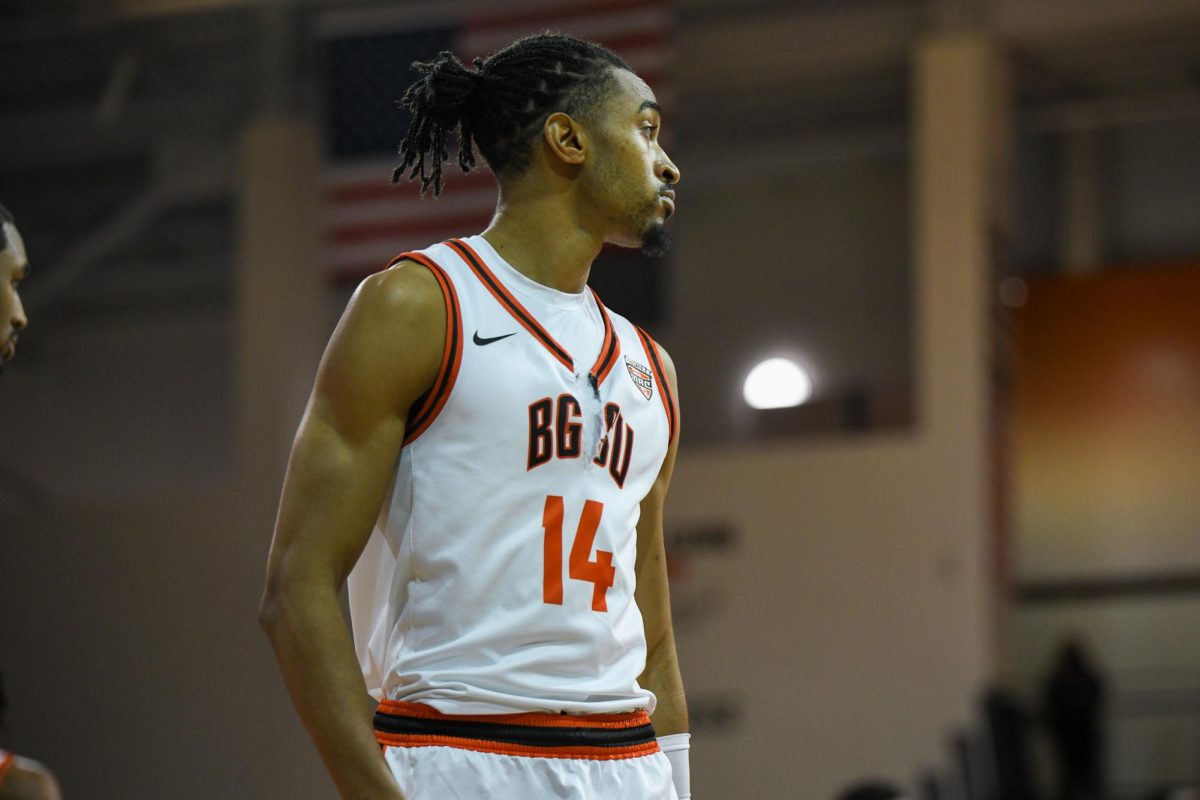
[373,710,657,749]
[399,252,462,444]
[446,239,575,371]
[636,326,677,445]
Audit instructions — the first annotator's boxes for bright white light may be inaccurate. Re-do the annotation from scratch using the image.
[743,358,813,410]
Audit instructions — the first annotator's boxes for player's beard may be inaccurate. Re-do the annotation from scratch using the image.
[640,222,671,258]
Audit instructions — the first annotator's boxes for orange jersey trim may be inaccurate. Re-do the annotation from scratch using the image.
[635,327,677,445]
[588,289,622,388]
[387,252,464,447]
[0,750,14,786]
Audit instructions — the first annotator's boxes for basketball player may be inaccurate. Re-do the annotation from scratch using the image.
[260,33,690,799]
[0,204,29,377]
[1,208,61,800]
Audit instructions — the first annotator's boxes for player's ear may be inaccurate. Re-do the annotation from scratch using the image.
[543,112,587,167]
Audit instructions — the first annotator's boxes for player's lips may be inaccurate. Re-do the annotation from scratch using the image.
[658,190,676,218]
[1,339,14,361]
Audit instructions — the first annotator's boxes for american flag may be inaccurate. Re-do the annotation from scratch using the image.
[319,0,675,297]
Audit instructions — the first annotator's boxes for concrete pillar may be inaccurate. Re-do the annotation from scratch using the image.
[233,117,324,493]
[912,33,1014,687]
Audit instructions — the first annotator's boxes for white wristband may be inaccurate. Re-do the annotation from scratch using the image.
[657,733,691,800]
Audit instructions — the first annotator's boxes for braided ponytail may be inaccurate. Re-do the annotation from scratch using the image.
[392,32,629,196]
[392,51,483,196]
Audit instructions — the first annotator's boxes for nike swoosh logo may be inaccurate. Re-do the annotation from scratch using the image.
[473,331,518,346]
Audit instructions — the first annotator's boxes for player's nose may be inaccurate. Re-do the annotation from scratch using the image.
[657,152,680,186]
[12,289,28,332]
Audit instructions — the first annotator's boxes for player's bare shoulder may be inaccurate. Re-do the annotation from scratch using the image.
[316,258,448,426]
[351,258,446,344]
[650,340,678,398]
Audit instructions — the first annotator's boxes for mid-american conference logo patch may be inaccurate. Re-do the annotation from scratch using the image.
[625,356,654,400]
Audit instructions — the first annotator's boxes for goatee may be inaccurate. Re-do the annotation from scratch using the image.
[640,223,672,258]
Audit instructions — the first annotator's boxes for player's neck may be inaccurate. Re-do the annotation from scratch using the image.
[481,195,600,295]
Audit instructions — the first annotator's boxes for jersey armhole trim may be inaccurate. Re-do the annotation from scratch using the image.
[392,252,463,447]
[634,326,677,446]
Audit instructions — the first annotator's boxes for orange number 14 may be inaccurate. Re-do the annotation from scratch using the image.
[542,496,616,612]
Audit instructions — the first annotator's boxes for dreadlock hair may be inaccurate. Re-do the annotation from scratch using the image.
[0,203,14,252]
[393,32,630,196]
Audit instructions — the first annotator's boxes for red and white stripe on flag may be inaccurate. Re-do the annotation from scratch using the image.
[321,0,675,285]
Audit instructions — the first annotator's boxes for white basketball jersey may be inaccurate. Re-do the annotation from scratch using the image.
[348,235,678,716]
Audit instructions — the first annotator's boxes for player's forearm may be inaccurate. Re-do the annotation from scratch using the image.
[642,634,688,736]
[260,581,403,800]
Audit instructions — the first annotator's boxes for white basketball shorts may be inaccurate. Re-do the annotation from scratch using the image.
[374,700,678,800]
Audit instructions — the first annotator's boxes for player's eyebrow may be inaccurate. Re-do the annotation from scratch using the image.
[638,100,661,114]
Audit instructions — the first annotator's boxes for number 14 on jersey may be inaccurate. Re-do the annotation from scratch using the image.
[542,496,616,612]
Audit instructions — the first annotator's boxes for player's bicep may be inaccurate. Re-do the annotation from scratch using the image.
[267,263,446,587]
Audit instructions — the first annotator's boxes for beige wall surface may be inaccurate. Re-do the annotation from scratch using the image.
[669,436,992,798]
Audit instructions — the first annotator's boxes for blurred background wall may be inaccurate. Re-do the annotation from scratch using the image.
[2,1,1200,798]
